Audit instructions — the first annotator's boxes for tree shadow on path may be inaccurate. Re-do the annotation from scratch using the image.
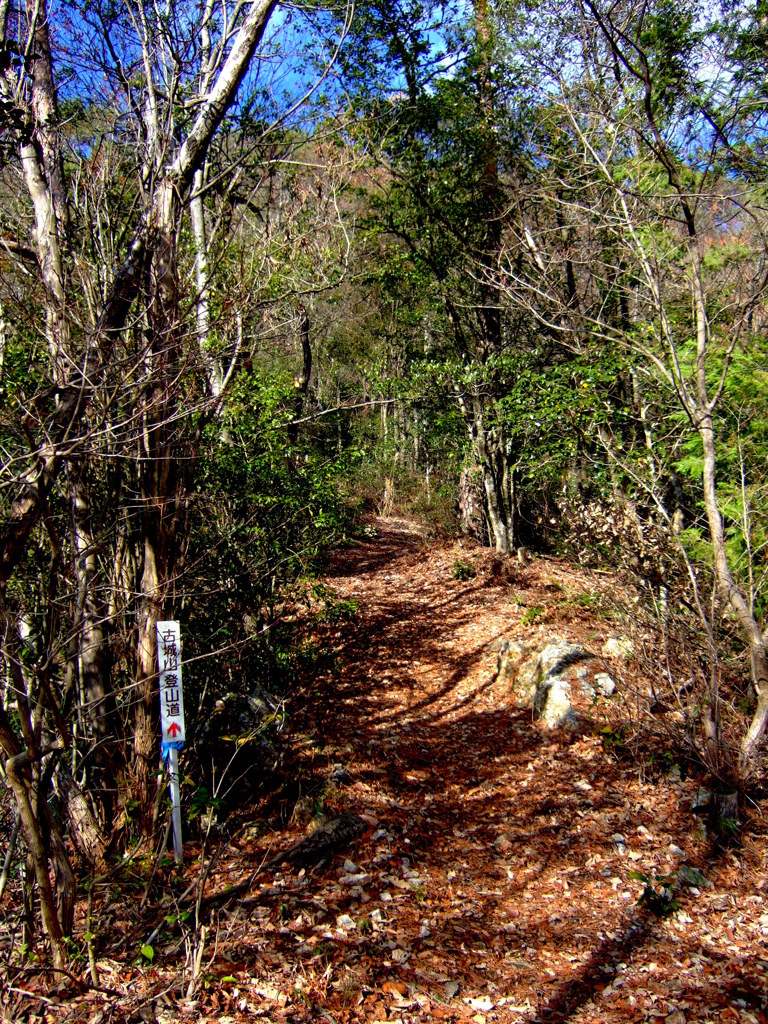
[256,519,762,1024]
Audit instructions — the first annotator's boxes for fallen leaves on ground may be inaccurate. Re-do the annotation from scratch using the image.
[2,518,767,1024]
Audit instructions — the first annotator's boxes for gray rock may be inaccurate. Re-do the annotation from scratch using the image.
[500,637,594,727]
[246,688,278,718]
[514,660,540,704]
[535,677,579,729]
[341,872,370,886]
[507,638,590,707]
[593,672,616,696]
[539,640,589,676]
[497,640,527,684]
[691,787,711,813]
[523,641,589,702]
[602,637,634,659]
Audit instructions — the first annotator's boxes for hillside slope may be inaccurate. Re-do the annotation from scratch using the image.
[10,519,767,1024]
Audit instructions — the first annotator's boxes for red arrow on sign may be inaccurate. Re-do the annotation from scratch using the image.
[166,721,181,738]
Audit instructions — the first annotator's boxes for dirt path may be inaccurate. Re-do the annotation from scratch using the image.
[246,519,765,1024]
[50,519,767,1024]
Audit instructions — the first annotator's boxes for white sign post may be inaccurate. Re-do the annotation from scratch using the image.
[157,620,185,865]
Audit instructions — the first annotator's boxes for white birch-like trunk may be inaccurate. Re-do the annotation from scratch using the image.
[190,169,224,398]
[685,254,768,774]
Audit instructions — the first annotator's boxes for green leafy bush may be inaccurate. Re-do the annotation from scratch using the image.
[521,605,544,625]
[452,559,476,581]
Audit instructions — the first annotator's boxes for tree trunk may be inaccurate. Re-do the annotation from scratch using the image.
[288,303,312,444]
[22,854,36,955]
[133,532,165,821]
[71,472,118,804]
[458,463,485,543]
[48,812,75,938]
[0,611,72,965]
[475,416,515,555]
[133,207,178,822]
[53,762,109,871]
[123,0,280,819]
[190,168,224,398]
[5,750,67,970]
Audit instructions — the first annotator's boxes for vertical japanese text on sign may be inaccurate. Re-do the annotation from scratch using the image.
[157,621,185,746]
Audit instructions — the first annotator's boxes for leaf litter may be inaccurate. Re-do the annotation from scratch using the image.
[3,518,767,1024]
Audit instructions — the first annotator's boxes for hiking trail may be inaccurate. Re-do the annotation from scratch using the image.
[60,519,768,1024]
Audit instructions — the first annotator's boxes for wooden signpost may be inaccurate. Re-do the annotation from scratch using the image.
[157,620,185,864]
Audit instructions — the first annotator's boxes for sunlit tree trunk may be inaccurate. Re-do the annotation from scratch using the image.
[125,1,280,818]
[472,0,516,552]
[191,168,225,398]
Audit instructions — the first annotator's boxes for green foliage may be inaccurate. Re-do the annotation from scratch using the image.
[717,815,740,838]
[167,367,359,808]
[317,595,360,623]
[185,367,354,636]
[521,605,544,625]
[629,870,680,915]
[188,786,224,823]
[638,0,699,115]
[451,559,476,581]
[496,348,633,493]
[671,345,768,617]
[165,911,192,927]
[600,724,629,753]
[629,862,709,916]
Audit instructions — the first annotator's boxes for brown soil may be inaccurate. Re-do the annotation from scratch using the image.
[5,519,768,1024]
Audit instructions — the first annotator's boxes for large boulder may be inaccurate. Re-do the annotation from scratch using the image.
[513,639,590,706]
[534,677,579,728]
[499,637,592,728]
[496,640,527,685]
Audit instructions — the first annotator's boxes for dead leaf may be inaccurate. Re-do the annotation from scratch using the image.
[382,981,408,997]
